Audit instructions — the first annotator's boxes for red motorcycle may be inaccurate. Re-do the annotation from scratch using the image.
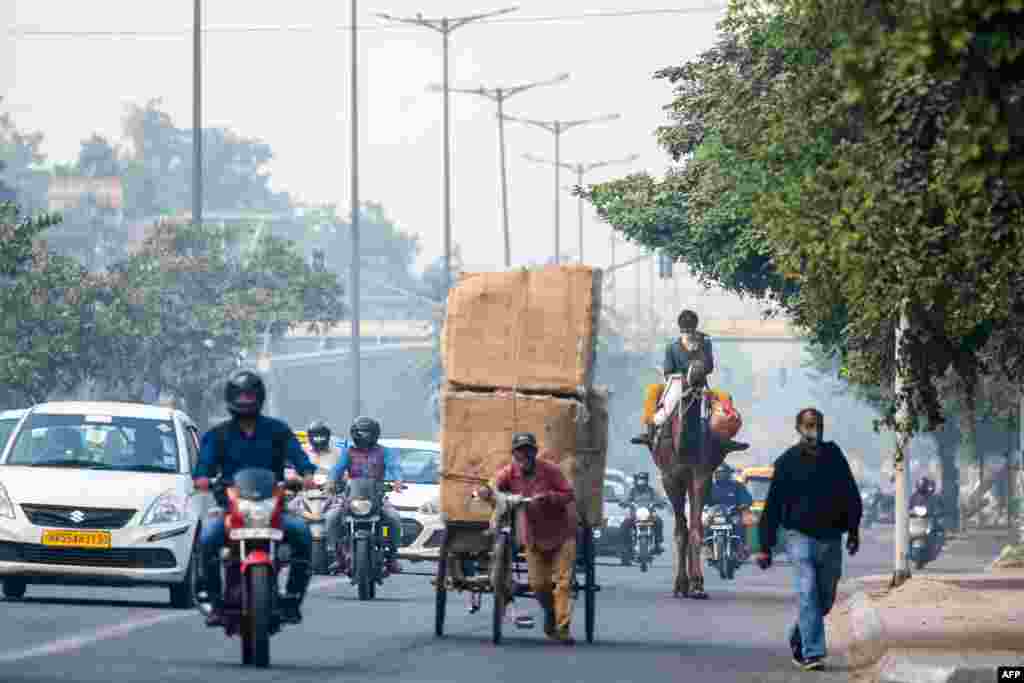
[203,468,303,667]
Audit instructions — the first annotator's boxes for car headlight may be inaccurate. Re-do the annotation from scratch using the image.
[238,498,277,527]
[0,482,14,519]
[420,499,440,516]
[636,507,652,522]
[349,498,372,516]
[142,491,188,525]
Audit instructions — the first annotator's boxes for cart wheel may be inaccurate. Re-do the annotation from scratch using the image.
[584,525,596,644]
[435,536,449,638]
[491,532,510,645]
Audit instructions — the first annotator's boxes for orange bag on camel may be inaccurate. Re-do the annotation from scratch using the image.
[705,388,742,441]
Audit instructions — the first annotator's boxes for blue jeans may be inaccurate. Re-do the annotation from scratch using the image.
[785,529,843,659]
[200,514,312,602]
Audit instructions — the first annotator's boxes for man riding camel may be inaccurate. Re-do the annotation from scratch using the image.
[631,308,749,457]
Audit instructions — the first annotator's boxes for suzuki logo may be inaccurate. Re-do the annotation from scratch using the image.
[69,510,86,523]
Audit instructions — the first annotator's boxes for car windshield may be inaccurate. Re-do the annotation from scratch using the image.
[397,448,440,485]
[0,418,20,455]
[746,477,772,501]
[5,413,180,473]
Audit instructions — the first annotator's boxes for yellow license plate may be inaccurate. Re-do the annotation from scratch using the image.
[382,526,389,537]
[41,529,112,549]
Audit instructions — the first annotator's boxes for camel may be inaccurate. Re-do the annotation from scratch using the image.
[643,362,733,599]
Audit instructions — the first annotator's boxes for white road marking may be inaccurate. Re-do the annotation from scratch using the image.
[0,576,348,663]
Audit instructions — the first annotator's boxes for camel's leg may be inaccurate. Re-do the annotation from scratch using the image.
[662,468,689,598]
[687,469,709,599]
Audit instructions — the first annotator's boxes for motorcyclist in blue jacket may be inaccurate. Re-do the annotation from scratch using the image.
[325,416,407,575]
[707,463,753,559]
[193,370,317,625]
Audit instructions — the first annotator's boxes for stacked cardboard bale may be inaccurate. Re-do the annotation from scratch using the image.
[439,265,608,527]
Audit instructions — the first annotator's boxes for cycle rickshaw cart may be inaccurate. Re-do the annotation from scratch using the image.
[432,474,601,645]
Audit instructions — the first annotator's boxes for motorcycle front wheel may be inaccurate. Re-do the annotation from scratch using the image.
[716,538,728,580]
[241,565,272,667]
[356,538,373,601]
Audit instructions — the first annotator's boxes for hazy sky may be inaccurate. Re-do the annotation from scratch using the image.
[4,0,769,317]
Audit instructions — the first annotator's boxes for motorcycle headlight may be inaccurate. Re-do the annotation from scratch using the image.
[238,498,277,527]
[636,507,652,522]
[912,505,928,516]
[713,515,727,524]
[0,482,15,519]
[349,497,372,516]
[141,490,188,525]
[607,515,624,526]
[313,473,329,487]
[420,499,440,516]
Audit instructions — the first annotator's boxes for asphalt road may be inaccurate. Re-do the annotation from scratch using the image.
[0,524,996,683]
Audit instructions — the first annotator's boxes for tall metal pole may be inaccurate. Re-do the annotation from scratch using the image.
[576,165,584,263]
[554,123,561,263]
[430,73,568,269]
[376,7,519,290]
[192,0,202,229]
[441,20,451,293]
[351,0,361,419]
[521,151,637,266]
[496,90,510,267]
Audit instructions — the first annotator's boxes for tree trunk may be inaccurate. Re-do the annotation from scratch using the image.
[957,384,979,531]
[934,420,961,532]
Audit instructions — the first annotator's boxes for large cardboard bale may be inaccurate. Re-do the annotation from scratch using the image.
[441,389,591,524]
[574,386,609,527]
[443,265,603,397]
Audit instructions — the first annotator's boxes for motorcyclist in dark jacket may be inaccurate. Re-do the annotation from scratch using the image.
[193,370,317,625]
[910,476,944,531]
[708,464,753,557]
[621,472,665,556]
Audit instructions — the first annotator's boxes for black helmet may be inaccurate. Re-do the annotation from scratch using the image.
[916,476,932,494]
[225,370,266,417]
[634,471,650,486]
[677,309,699,331]
[714,464,733,481]
[511,432,538,452]
[350,416,381,450]
[308,420,331,451]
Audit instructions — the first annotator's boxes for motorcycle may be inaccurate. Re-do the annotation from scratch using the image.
[285,467,332,574]
[621,500,665,572]
[702,504,746,580]
[200,468,303,668]
[909,504,943,569]
[335,479,399,600]
[860,489,879,529]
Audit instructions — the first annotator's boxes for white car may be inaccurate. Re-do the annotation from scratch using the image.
[0,401,204,607]
[380,439,444,562]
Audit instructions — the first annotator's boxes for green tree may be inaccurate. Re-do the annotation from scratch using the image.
[0,202,98,405]
[94,219,345,427]
[584,1,1024,443]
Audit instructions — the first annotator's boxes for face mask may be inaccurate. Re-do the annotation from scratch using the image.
[801,428,819,445]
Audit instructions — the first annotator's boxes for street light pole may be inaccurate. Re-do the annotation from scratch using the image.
[506,114,622,264]
[428,73,569,268]
[192,0,202,230]
[376,7,519,291]
[351,0,361,419]
[523,152,638,264]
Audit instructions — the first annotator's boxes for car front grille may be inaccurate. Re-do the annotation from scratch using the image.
[21,504,137,530]
[0,542,176,569]
[400,519,422,547]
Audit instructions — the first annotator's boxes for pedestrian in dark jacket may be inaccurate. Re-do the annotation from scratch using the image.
[754,407,862,671]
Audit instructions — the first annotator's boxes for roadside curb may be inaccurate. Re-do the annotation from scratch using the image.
[845,591,888,669]
[876,651,1024,683]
